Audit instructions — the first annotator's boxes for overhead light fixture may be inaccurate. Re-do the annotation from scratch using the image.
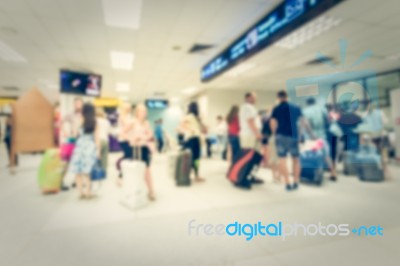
[275,15,342,49]
[0,40,27,63]
[225,63,256,77]
[181,86,198,95]
[116,82,130,92]
[102,0,142,29]
[110,51,134,70]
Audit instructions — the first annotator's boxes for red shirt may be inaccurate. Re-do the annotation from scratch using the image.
[228,116,240,136]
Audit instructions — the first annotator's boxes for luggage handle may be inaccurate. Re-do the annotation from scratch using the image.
[132,146,142,160]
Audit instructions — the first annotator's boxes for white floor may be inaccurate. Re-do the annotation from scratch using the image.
[1,144,400,266]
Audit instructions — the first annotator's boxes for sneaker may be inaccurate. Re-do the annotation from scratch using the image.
[292,183,299,190]
[330,176,337,182]
[286,184,292,191]
[236,181,252,190]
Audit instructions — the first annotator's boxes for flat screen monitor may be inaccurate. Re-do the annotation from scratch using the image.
[145,99,169,109]
[60,70,102,97]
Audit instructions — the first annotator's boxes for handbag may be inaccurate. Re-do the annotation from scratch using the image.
[91,160,106,181]
[60,142,75,161]
[329,122,343,137]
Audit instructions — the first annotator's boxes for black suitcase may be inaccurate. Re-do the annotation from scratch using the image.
[227,149,263,188]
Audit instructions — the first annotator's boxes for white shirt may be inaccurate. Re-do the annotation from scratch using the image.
[96,117,111,142]
[239,102,260,136]
[215,121,227,136]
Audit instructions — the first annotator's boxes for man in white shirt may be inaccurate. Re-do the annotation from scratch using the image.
[239,92,262,149]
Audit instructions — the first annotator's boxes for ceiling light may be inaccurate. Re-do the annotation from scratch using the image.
[225,63,256,77]
[0,40,27,63]
[110,51,134,70]
[116,82,130,92]
[102,0,142,29]
[181,86,198,95]
[275,15,342,50]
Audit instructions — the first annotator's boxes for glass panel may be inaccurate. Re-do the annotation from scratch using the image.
[366,72,400,107]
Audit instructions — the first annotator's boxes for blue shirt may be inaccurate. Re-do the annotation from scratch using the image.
[271,101,303,139]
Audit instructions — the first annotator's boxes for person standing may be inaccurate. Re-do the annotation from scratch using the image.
[239,92,262,149]
[181,102,206,182]
[303,97,337,181]
[69,103,100,199]
[3,114,16,167]
[60,97,84,190]
[96,108,111,177]
[115,102,133,185]
[239,92,263,184]
[130,103,156,201]
[226,105,240,162]
[270,90,313,191]
[154,119,165,153]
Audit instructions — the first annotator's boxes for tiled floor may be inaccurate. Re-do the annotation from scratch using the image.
[1,144,399,266]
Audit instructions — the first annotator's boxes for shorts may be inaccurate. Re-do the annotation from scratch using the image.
[275,135,300,158]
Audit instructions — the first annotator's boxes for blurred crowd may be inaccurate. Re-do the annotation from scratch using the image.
[0,89,394,201]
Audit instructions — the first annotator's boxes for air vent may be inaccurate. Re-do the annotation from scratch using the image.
[188,43,214,54]
[2,86,19,91]
[306,56,336,66]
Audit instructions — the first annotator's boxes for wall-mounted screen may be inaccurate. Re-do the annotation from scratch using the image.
[201,0,344,82]
[145,99,169,109]
[60,70,102,97]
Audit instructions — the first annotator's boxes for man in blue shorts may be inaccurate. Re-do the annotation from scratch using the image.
[270,90,313,191]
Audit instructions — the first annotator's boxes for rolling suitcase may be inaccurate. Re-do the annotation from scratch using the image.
[120,147,148,210]
[227,149,263,188]
[175,150,192,186]
[356,151,384,182]
[300,150,324,185]
[343,151,358,176]
[37,149,65,194]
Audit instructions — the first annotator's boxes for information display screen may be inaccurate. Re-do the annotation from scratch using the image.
[60,70,102,97]
[145,99,169,109]
[201,0,344,82]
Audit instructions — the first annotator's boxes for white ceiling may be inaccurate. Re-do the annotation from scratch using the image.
[0,0,400,101]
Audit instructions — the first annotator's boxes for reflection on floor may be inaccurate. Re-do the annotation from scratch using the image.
[1,144,400,266]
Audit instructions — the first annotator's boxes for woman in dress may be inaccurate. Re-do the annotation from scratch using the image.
[70,103,100,199]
